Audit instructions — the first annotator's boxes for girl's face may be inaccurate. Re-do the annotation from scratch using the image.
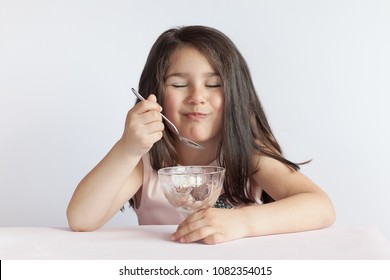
[163,46,224,148]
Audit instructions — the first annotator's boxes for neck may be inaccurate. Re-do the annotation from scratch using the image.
[176,140,219,166]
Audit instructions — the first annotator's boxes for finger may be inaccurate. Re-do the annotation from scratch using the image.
[143,130,164,145]
[124,110,163,146]
[202,233,225,244]
[171,212,208,242]
[129,127,163,152]
[174,224,215,243]
[143,121,165,136]
[126,109,162,134]
[146,94,157,103]
[133,99,162,115]
[175,209,206,232]
[139,110,163,126]
[146,94,163,112]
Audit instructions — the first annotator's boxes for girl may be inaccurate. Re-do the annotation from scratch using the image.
[67,25,335,244]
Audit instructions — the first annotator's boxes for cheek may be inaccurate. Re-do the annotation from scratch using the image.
[163,95,179,119]
[212,94,224,115]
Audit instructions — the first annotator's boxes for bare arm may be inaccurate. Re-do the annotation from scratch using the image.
[66,140,143,231]
[240,155,336,236]
[66,95,164,231]
[172,154,336,244]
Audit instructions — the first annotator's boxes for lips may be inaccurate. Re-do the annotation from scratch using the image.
[185,112,207,121]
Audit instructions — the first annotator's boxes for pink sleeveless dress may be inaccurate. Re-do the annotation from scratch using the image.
[133,154,263,225]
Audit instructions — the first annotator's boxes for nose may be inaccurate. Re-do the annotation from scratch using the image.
[187,86,206,105]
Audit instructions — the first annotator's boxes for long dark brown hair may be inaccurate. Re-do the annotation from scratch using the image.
[136,25,304,205]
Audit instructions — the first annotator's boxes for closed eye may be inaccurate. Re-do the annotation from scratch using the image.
[206,84,222,88]
[171,84,188,88]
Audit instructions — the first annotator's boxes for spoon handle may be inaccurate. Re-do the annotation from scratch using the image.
[131,88,146,101]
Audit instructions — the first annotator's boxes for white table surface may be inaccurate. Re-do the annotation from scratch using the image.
[1,225,389,260]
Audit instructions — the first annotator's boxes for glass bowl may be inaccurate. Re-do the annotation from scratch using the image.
[158,166,225,217]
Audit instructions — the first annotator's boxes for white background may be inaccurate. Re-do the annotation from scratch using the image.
[1,0,389,239]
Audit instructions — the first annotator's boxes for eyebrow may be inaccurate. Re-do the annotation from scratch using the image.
[165,72,220,80]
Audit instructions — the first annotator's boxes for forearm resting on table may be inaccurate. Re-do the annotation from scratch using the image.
[241,192,336,237]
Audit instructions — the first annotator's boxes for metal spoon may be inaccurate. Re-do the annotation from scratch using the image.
[131,88,205,149]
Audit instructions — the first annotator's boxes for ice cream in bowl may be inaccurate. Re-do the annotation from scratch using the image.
[158,166,225,217]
